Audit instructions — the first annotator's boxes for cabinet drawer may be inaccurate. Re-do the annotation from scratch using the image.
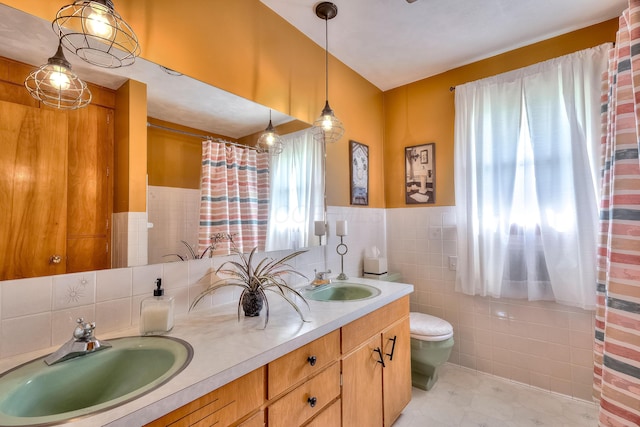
[236,410,264,427]
[304,398,341,427]
[145,367,265,427]
[268,329,340,398]
[342,296,409,354]
[268,362,340,427]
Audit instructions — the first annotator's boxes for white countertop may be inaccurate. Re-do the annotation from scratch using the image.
[0,278,413,427]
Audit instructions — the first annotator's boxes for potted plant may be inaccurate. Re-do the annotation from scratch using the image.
[189,246,309,327]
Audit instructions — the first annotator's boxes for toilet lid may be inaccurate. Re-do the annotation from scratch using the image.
[410,312,454,341]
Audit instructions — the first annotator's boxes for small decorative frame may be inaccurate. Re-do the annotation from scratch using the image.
[349,140,369,205]
[405,143,435,204]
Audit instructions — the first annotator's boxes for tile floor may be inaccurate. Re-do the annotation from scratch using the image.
[395,363,598,427]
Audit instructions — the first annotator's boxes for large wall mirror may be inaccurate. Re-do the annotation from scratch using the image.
[0,4,323,280]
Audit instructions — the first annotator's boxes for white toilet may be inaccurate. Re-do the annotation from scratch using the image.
[409,312,454,390]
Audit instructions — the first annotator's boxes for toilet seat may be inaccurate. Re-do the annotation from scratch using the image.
[410,312,453,342]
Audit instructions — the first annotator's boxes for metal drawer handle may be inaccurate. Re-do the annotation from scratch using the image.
[308,396,317,408]
[307,355,317,366]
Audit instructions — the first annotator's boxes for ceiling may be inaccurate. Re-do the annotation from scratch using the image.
[261,0,627,91]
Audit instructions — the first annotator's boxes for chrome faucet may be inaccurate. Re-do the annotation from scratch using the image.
[44,318,111,365]
[311,269,332,286]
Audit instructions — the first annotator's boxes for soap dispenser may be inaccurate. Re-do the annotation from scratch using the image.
[140,278,174,335]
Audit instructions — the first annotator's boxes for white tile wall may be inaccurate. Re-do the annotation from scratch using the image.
[324,206,387,279]
[112,212,149,268]
[128,212,149,267]
[147,186,200,265]
[386,206,596,401]
[52,272,96,310]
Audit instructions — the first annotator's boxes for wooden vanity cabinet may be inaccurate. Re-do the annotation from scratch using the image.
[145,296,411,427]
[341,296,411,427]
[144,367,265,427]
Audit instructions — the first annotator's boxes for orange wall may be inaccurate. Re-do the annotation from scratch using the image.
[147,118,312,190]
[4,0,385,208]
[147,118,237,190]
[114,79,147,213]
[383,19,618,208]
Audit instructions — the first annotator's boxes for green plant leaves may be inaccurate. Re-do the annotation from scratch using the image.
[188,246,310,328]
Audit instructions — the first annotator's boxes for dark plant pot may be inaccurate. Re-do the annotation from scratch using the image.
[242,290,263,317]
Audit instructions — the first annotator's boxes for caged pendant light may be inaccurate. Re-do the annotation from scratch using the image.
[257,110,284,155]
[24,40,92,110]
[53,0,140,68]
[312,2,344,144]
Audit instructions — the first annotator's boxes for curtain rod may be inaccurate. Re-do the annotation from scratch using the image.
[146,122,257,150]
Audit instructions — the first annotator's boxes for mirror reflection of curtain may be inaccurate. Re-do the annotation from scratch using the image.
[266,129,324,251]
[198,141,270,255]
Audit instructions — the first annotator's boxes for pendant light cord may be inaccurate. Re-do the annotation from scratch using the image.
[324,16,329,103]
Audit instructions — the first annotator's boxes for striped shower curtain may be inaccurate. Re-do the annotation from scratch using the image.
[594,3,640,425]
[198,141,269,256]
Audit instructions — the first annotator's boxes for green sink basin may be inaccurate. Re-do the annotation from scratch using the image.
[0,336,193,426]
[305,283,381,301]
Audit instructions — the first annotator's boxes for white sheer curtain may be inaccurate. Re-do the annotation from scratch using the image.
[454,44,610,309]
[265,129,324,251]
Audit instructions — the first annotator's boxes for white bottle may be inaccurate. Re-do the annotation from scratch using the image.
[140,278,174,335]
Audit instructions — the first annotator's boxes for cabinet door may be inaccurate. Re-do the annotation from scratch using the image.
[0,100,68,280]
[382,316,412,427]
[341,334,383,427]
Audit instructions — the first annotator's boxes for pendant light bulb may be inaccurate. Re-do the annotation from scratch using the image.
[24,40,92,110]
[257,110,284,155]
[312,2,344,144]
[83,3,114,39]
[54,0,140,68]
[49,65,71,90]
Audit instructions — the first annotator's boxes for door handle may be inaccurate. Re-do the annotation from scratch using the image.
[386,335,397,361]
[49,255,62,264]
[374,347,386,368]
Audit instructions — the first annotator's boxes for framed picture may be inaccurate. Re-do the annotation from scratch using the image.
[405,143,435,204]
[349,140,369,205]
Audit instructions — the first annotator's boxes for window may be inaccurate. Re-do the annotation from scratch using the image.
[453,44,610,309]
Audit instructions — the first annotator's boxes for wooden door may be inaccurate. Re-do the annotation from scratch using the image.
[66,105,113,273]
[0,100,68,280]
[382,317,412,427]
[341,333,383,427]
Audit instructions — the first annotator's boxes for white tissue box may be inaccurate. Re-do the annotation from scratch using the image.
[364,257,388,275]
